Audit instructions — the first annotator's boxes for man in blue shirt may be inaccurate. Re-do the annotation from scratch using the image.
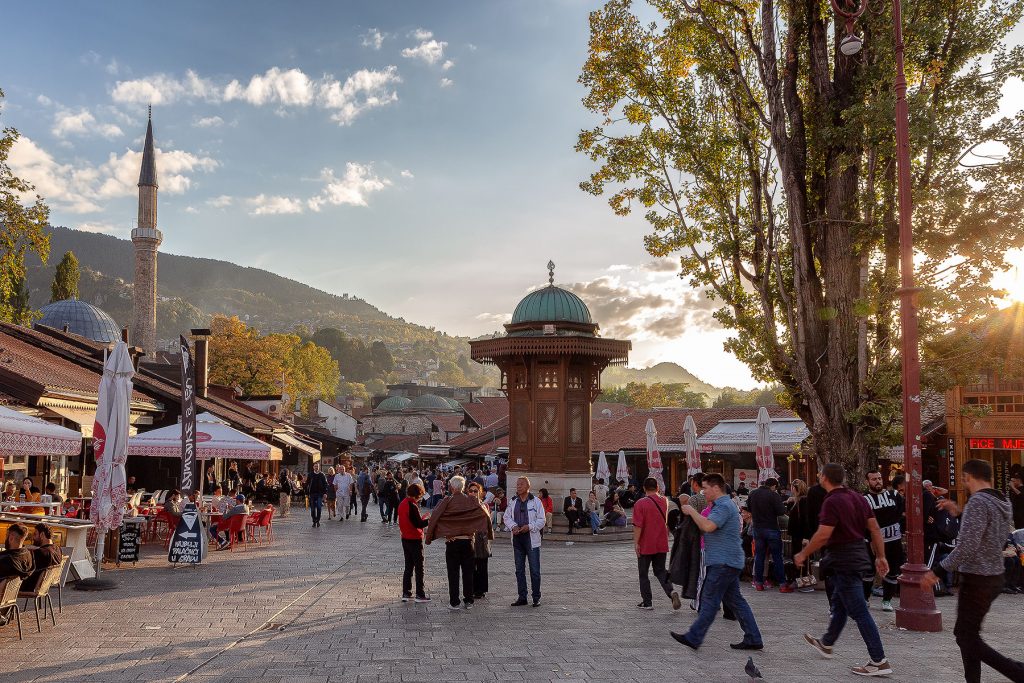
[670,473,763,651]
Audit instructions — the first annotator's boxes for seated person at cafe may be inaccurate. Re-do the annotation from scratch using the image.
[21,523,61,593]
[44,482,63,504]
[210,486,231,514]
[0,523,33,626]
[165,490,184,517]
[2,481,15,501]
[210,494,248,550]
[25,486,45,515]
[126,476,138,494]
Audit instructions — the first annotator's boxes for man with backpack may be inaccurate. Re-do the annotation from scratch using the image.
[633,477,683,611]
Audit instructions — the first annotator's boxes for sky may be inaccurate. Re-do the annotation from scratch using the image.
[2,2,1023,392]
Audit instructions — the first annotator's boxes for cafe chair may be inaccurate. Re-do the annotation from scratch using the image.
[245,506,274,546]
[0,577,23,640]
[19,557,66,632]
[57,548,73,613]
[225,514,248,552]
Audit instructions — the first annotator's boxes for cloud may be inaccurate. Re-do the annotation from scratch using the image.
[193,115,224,128]
[52,109,123,139]
[247,194,305,216]
[400,169,414,179]
[206,194,233,208]
[36,94,53,107]
[442,60,455,71]
[440,78,454,89]
[110,66,401,126]
[644,257,680,273]
[184,206,199,214]
[410,28,433,41]
[7,135,216,214]
[361,28,385,49]
[402,39,447,65]
[77,221,121,234]
[105,58,121,76]
[308,163,391,210]
[476,312,512,326]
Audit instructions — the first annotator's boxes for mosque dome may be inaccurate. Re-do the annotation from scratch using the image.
[37,299,121,344]
[407,393,456,411]
[376,396,411,412]
[511,286,592,326]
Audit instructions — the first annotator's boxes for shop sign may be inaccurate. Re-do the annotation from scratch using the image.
[967,437,1024,450]
[948,437,956,489]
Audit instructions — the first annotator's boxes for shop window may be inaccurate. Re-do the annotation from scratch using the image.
[538,403,558,443]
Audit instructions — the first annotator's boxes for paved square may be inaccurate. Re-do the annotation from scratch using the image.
[2,512,1020,682]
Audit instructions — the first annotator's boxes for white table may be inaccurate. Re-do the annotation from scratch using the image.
[0,512,95,579]
[0,500,63,515]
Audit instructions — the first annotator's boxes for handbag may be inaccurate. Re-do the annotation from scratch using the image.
[795,563,818,589]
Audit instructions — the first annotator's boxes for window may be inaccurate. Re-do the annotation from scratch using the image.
[568,367,583,390]
[536,362,559,389]
[569,403,584,444]
[538,403,558,443]
[513,368,529,390]
[514,406,529,444]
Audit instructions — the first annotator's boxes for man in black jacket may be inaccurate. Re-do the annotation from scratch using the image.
[307,463,330,528]
[0,523,32,626]
[563,488,585,534]
[747,478,791,592]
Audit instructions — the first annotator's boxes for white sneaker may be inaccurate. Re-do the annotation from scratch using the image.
[447,603,462,611]
[852,660,892,677]
[881,600,894,612]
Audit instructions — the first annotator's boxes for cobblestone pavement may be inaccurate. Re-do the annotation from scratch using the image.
[1,510,1021,683]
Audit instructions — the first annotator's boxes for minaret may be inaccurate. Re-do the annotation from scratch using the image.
[131,107,162,357]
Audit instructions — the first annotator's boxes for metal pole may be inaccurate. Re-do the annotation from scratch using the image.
[891,0,941,632]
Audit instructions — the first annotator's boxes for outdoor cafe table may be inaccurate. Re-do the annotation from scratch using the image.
[0,511,96,579]
[0,500,63,515]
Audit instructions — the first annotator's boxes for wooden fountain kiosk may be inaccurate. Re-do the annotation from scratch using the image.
[470,262,631,499]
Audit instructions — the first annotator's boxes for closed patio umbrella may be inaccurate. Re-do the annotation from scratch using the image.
[683,414,701,477]
[615,450,629,486]
[644,419,664,493]
[596,451,611,483]
[756,406,780,485]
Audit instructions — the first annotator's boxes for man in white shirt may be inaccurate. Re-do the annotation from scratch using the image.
[485,469,499,489]
[333,466,354,521]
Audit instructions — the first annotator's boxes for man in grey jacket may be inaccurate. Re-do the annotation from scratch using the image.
[923,459,1024,683]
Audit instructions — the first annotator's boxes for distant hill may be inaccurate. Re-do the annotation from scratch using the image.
[603,362,725,399]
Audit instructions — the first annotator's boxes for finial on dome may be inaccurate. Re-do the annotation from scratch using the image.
[148,104,152,121]
[547,260,555,286]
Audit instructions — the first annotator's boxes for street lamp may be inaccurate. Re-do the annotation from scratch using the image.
[830,0,942,632]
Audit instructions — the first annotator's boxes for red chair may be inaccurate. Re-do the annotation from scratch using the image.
[225,514,248,552]
[246,506,274,546]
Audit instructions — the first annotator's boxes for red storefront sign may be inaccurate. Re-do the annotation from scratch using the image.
[968,437,1024,449]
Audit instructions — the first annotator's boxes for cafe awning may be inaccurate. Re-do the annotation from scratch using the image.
[128,413,282,461]
[0,405,82,457]
[274,432,321,462]
[387,452,417,463]
[697,418,809,454]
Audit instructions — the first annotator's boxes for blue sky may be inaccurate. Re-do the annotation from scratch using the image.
[18,1,1017,391]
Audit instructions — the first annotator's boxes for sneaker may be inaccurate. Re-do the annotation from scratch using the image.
[670,591,682,610]
[804,633,834,659]
[752,582,765,591]
[447,603,462,611]
[532,598,541,607]
[463,601,473,610]
[414,595,431,603]
[401,594,412,602]
[881,600,894,612]
[637,602,654,610]
[779,584,795,594]
[852,660,892,677]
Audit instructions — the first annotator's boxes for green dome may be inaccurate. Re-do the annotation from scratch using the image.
[445,398,462,410]
[376,396,411,412]
[511,285,592,325]
[408,393,456,411]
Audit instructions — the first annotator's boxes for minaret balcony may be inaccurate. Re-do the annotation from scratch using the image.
[131,227,163,244]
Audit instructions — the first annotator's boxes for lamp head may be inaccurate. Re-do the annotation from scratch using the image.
[840,33,863,55]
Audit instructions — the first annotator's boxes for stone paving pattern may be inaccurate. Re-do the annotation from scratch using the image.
[2,510,1021,682]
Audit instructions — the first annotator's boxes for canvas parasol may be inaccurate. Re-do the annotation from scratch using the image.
[644,419,664,492]
[756,406,780,485]
[596,451,611,483]
[615,449,629,486]
[683,414,701,477]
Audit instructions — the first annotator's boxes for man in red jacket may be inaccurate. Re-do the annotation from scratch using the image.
[397,483,431,603]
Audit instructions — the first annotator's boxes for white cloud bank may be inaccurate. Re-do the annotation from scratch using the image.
[51,108,123,139]
[246,162,392,216]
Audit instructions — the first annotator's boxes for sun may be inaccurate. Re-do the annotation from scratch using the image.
[993,249,1024,304]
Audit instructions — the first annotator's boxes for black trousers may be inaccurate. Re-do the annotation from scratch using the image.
[566,510,581,532]
[638,552,674,606]
[360,494,371,521]
[401,538,425,597]
[955,573,1024,683]
[474,557,489,596]
[445,539,475,607]
[864,541,905,601]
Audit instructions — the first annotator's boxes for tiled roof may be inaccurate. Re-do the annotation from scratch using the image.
[365,432,432,453]
[446,416,509,453]
[592,406,797,453]
[592,402,634,421]
[466,434,508,455]
[430,414,466,434]
[461,397,509,429]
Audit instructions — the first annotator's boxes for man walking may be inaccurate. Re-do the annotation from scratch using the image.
[747,477,792,592]
[357,467,373,522]
[307,462,330,528]
[503,476,545,607]
[864,470,905,611]
[278,468,291,517]
[922,459,1024,682]
[669,473,762,651]
[796,463,892,677]
[425,475,491,611]
[633,477,682,611]
[333,466,354,521]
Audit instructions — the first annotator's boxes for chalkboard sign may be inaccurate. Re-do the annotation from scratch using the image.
[118,522,141,564]
[167,503,207,564]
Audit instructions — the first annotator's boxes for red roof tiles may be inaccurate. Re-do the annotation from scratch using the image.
[461,397,509,429]
[591,406,796,452]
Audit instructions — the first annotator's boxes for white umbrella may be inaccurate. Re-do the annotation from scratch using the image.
[756,406,779,485]
[596,451,611,483]
[89,341,135,583]
[683,414,701,477]
[615,449,629,485]
[644,419,664,492]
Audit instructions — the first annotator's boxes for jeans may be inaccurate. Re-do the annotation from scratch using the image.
[822,572,885,663]
[309,494,323,523]
[512,533,541,601]
[401,538,425,597]
[955,573,1024,683]
[638,552,674,606]
[383,499,395,523]
[445,539,475,607]
[685,565,762,647]
[379,496,387,520]
[753,527,785,584]
[589,511,600,533]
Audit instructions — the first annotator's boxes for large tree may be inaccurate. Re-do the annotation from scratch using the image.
[577,0,1024,478]
[50,250,80,302]
[0,88,51,323]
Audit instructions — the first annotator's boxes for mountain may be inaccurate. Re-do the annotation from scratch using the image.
[602,362,725,399]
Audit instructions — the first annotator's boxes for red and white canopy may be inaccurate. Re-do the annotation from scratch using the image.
[128,413,282,461]
[0,405,82,457]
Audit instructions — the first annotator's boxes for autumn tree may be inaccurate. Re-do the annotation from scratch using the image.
[5,276,31,325]
[0,88,51,323]
[600,381,708,408]
[50,250,80,302]
[577,0,1024,478]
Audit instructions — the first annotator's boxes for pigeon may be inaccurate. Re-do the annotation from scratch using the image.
[745,656,763,680]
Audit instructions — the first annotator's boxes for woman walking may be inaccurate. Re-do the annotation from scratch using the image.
[786,478,812,591]
[382,471,400,525]
[325,467,338,520]
[397,483,431,603]
[467,481,495,599]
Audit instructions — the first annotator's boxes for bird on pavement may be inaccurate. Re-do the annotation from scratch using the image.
[745,656,763,680]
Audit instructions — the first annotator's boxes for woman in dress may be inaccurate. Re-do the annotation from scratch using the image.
[325,467,337,520]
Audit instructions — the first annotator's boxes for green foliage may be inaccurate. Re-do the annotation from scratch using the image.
[310,328,394,383]
[0,88,50,324]
[599,381,708,408]
[50,250,79,302]
[712,386,784,408]
[577,0,1024,474]
[5,276,31,325]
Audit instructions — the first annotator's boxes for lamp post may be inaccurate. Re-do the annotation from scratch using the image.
[830,0,942,632]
